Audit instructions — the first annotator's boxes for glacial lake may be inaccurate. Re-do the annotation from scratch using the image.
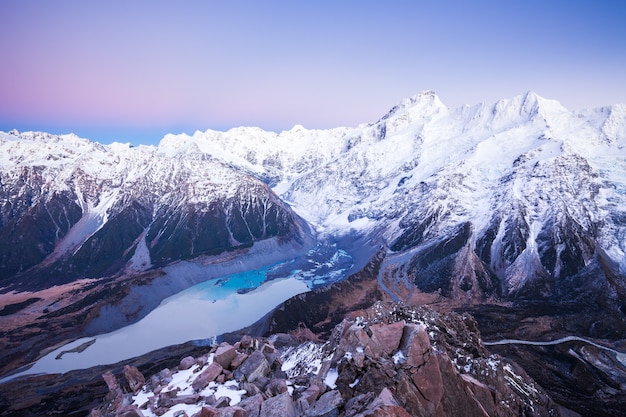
[2,244,353,380]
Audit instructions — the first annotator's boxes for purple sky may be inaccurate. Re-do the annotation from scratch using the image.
[1,1,625,145]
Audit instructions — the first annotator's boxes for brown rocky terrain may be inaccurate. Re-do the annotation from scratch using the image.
[257,249,626,417]
[88,302,568,417]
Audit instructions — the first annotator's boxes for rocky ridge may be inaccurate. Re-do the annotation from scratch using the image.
[90,302,567,417]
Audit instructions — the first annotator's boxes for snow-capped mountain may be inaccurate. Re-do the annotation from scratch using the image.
[155,92,626,315]
[0,130,310,290]
[2,90,626,320]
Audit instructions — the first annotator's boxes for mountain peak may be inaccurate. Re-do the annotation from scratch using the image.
[402,90,446,110]
[379,90,447,124]
[485,91,569,125]
[519,90,568,116]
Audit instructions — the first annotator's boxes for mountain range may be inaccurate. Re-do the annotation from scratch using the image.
[1,91,626,416]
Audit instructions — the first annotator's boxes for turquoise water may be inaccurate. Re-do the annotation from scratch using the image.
[193,267,270,301]
[187,243,355,301]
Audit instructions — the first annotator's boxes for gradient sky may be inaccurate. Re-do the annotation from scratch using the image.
[1,1,625,146]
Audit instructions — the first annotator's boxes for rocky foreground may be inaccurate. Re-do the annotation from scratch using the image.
[90,302,571,417]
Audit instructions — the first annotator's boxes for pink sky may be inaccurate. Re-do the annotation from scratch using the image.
[1,1,625,145]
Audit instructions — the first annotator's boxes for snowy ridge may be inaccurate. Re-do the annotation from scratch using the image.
[0,129,308,287]
[150,91,626,299]
[2,91,626,297]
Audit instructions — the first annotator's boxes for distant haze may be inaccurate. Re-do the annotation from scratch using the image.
[1,0,625,145]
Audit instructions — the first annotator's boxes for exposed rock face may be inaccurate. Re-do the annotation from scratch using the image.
[89,302,566,417]
[487,340,626,417]
[316,303,562,417]
[122,365,146,394]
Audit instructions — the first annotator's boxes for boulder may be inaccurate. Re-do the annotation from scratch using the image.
[192,362,224,391]
[102,371,121,395]
[123,365,146,394]
[250,375,270,391]
[261,342,278,366]
[265,378,289,397]
[342,324,374,356]
[156,390,178,408]
[234,350,269,382]
[180,356,197,370]
[369,322,404,356]
[242,381,262,396]
[231,352,249,369]
[300,383,322,405]
[304,389,344,417]
[101,370,126,412]
[203,394,217,406]
[150,374,163,392]
[191,407,220,417]
[369,388,400,409]
[239,335,255,349]
[171,394,201,406]
[343,392,374,417]
[260,391,296,417]
[214,396,231,408]
[196,355,209,368]
[219,406,247,417]
[159,368,173,385]
[391,375,425,415]
[214,344,237,369]
[399,324,430,367]
[295,397,311,415]
[238,393,264,417]
[352,350,365,368]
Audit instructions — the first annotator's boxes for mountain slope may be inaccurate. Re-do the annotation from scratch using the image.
[0,131,310,290]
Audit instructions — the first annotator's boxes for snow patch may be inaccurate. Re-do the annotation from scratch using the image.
[281,342,325,377]
[126,229,152,272]
[324,368,339,389]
